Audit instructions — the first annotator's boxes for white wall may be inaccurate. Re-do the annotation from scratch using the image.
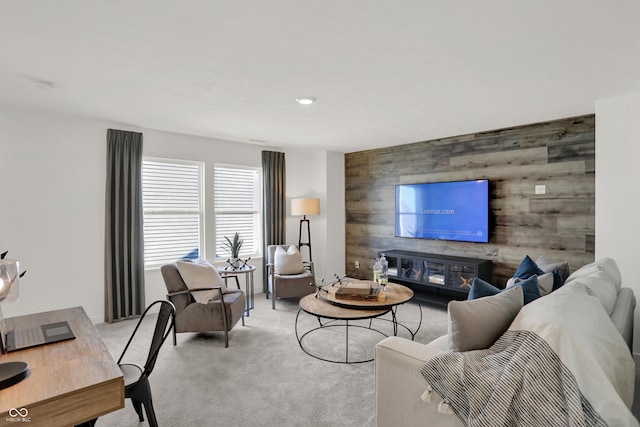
[1,107,341,322]
[324,151,346,280]
[1,108,107,322]
[595,92,640,353]
[284,150,345,283]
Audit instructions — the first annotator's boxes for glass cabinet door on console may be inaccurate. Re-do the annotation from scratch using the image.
[423,260,445,286]
[448,264,476,290]
[386,255,398,277]
[399,257,423,281]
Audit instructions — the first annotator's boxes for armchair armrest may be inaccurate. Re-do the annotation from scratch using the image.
[167,286,224,297]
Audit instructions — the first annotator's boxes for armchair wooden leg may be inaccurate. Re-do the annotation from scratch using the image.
[172,327,177,346]
[220,299,229,348]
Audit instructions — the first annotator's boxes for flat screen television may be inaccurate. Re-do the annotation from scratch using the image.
[395,179,489,243]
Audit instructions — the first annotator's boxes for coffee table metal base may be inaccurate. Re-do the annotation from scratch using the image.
[295,293,422,364]
[295,309,390,364]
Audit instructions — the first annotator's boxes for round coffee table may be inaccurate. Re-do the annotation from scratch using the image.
[295,281,422,363]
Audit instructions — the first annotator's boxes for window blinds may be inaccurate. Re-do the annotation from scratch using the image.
[142,159,202,268]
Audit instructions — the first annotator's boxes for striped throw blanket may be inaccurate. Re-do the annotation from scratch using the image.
[420,330,606,427]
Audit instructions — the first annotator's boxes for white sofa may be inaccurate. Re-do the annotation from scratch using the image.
[375,258,637,427]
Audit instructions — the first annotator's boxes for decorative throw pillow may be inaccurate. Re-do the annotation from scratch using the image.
[274,245,305,275]
[469,277,540,305]
[551,270,565,291]
[506,272,554,296]
[448,285,524,352]
[176,259,226,304]
[513,255,545,279]
[467,277,501,300]
[535,255,571,281]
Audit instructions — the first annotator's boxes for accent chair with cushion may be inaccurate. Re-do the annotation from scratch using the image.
[266,245,315,309]
[117,300,175,427]
[160,258,245,347]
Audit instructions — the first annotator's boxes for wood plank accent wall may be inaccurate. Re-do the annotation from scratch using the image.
[345,114,595,286]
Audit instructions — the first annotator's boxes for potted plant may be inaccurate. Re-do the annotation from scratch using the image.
[223,232,243,268]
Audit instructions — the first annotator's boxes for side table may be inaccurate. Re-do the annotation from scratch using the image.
[217,264,255,317]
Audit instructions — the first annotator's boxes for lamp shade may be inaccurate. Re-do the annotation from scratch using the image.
[291,198,320,216]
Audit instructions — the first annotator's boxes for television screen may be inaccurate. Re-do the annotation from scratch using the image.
[395,179,489,243]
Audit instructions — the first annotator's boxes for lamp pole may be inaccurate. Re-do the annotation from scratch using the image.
[298,214,312,262]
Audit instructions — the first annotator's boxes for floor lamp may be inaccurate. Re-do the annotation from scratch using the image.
[291,198,320,262]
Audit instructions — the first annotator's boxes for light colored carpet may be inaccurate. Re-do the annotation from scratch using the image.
[95,294,448,427]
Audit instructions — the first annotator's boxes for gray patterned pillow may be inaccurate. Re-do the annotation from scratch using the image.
[535,255,571,281]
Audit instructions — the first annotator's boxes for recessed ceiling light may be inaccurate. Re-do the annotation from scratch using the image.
[296,97,316,105]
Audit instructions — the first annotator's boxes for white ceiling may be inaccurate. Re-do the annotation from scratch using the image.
[1,1,639,153]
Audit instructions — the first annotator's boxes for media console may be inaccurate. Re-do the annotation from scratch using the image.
[379,250,492,306]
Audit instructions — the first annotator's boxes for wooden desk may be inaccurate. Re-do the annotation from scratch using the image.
[0,307,124,426]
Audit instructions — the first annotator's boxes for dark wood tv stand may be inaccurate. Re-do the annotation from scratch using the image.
[378,250,492,307]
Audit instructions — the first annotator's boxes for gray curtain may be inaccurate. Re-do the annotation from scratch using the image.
[262,151,286,292]
[105,129,145,322]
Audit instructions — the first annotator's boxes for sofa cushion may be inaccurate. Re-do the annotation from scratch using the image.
[566,270,618,316]
[470,277,540,305]
[507,285,636,418]
[551,280,593,297]
[274,245,305,275]
[566,258,622,293]
[448,285,523,352]
[177,259,226,304]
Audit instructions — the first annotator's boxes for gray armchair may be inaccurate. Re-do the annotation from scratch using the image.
[266,245,316,309]
[161,262,245,347]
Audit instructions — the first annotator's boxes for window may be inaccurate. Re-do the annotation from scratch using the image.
[142,158,203,268]
[214,165,261,259]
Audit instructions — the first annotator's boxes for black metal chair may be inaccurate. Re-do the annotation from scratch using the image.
[117,300,176,427]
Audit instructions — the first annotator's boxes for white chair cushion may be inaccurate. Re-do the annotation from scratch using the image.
[274,245,305,275]
[119,363,143,387]
[176,259,226,304]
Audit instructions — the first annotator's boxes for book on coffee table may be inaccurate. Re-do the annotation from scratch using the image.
[334,282,381,300]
